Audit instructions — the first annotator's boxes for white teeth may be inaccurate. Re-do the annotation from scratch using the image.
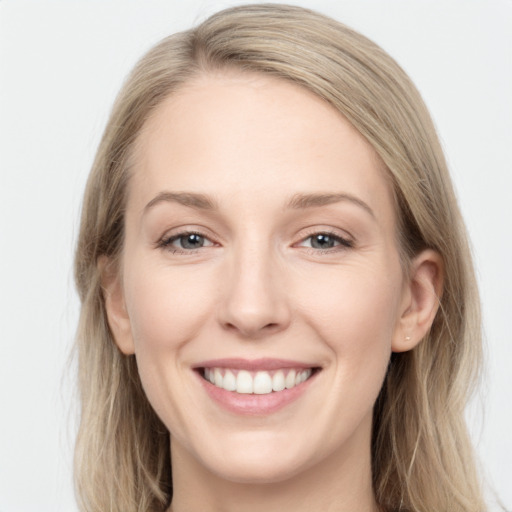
[236,370,253,394]
[303,369,312,382]
[214,368,223,387]
[272,370,285,392]
[205,368,216,384]
[223,370,236,391]
[253,371,273,394]
[204,367,314,394]
[285,370,296,389]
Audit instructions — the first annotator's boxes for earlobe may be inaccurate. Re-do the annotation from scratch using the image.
[392,249,443,353]
[98,255,136,355]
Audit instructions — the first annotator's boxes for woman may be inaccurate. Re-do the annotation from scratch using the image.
[74,4,486,511]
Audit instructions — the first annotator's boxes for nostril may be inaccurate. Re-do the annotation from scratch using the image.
[223,321,282,338]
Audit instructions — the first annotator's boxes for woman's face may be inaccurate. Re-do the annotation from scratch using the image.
[110,72,411,484]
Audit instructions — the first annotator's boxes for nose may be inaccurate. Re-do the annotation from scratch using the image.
[217,244,291,339]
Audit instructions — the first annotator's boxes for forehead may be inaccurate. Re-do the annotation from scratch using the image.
[129,72,395,223]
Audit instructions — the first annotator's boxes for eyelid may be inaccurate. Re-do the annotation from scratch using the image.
[297,226,354,244]
[156,227,219,253]
[155,225,355,254]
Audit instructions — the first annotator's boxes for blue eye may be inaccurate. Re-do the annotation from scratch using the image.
[176,233,206,249]
[300,232,353,250]
[160,232,214,251]
[310,233,337,249]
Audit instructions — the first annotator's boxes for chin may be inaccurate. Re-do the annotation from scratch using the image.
[210,456,306,485]
[197,437,318,485]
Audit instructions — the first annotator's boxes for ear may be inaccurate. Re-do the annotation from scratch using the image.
[392,249,444,353]
[98,255,135,355]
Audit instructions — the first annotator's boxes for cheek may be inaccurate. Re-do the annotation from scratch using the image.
[121,259,219,433]
[295,258,402,376]
[124,260,216,353]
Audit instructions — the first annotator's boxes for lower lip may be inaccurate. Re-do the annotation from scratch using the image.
[196,371,318,416]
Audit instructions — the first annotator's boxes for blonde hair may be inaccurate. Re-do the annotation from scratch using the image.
[74,4,485,511]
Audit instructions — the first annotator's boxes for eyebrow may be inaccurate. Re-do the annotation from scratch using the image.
[286,193,375,218]
[143,191,375,218]
[144,191,218,213]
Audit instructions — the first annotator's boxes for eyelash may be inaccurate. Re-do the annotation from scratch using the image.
[298,229,354,253]
[157,229,354,255]
[157,231,215,254]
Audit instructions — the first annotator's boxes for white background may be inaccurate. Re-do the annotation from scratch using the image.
[0,1,510,510]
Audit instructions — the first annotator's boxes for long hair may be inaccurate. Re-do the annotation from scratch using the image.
[74,4,485,511]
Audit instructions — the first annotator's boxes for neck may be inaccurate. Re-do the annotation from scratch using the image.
[168,421,379,512]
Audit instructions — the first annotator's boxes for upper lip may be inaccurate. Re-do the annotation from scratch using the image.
[193,358,318,371]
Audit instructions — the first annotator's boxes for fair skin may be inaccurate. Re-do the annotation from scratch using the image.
[103,72,442,512]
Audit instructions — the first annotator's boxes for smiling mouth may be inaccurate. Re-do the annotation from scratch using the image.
[200,367,319,395]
